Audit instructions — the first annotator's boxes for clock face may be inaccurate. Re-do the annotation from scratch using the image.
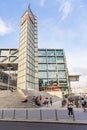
[20,14,27,25]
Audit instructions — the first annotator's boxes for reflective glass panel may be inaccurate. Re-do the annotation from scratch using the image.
[0,50,9,56]
[38,50,47,56]
[58,64,65,70]
[47,57,56,63]
[56,57,64,63]
[56,50,63,56]
[48,72,56,78]
[38,57,46,63]
[47,50,55,56]
[48,64,56,70]
[39,72,47,78]
[38,64,47,70]
[58,71,66,78]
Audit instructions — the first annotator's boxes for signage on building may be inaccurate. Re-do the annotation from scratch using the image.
[29,12,34,23]
[20,14,27,25]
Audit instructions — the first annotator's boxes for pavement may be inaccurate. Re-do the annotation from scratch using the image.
[40,100,87,123]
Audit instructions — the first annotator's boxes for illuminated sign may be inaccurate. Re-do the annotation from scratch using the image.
[29,12,34,23]
[20,14,27,25]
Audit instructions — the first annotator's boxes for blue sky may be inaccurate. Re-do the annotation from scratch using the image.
[0,0,87,87]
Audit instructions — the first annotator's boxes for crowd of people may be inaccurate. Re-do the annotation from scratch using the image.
[25,93,87,119]
[32,95,53,107]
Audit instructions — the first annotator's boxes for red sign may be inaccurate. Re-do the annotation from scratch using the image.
[20,14,27,25]
[29,12,34,23]
[47,86,61,90]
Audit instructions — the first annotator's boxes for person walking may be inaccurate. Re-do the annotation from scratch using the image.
[67,101,73,117]
[50,97,52,106]
[81,98,86,112]
[39,95,42,104]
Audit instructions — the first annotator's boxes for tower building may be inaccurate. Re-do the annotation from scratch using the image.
[17,7,38,90]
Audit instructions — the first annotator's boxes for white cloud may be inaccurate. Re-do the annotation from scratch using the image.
[0,17,13,36]
[58,0,72,20]
[40,0,45,7]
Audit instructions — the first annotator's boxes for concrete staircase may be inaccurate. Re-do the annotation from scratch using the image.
[0,89,62,108]
[0,90,38,108]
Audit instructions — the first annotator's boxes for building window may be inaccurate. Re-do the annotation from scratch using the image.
[38,50,47,56]
[38,57,46,63]
[47,50,55,56]
[56,57,64,63]
[58,64,65,70]
[38,64,47,70]
[39,72,47,78]
[47,57,56,63]
[56,50,63,56]
[58,71,66,78]
[48,72,56,78]
[48,64,56,70]
[0,50,9,56]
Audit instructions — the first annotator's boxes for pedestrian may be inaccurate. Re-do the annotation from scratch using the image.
[45,97,49,107]
[67,101,73,116]
[81,98,86,112]
[40,95,42,103]
[50,97,52,106]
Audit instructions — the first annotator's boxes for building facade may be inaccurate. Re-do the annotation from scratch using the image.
[17,7,38,90]
[0,48,69,91]
[0,7,79,94]
[38,49,69,93]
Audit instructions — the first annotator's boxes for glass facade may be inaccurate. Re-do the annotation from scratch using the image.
[0,49,18,63]
[38,49,69,91]
[0,48,69,92]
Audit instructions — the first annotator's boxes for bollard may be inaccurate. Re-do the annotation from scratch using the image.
[13,109,15,119]
[55,109,58,120]
[1,109,4,119]
[26,109,28,120]
[40,109,42,120]
[72,109,75,121]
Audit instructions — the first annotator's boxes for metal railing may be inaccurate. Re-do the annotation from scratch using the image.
[0,108,76,121]
[1,108,87,122]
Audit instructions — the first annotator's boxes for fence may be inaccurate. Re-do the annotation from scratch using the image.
[0,108,76,121]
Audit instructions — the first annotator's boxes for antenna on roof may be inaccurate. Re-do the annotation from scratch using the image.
[28,3,31,9]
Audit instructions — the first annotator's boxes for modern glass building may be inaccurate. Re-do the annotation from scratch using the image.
[0,48,80,94]
[17,7,38,90]
[38,49,69,92]
[0,7,79,93]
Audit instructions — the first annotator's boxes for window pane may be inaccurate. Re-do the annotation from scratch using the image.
[48,72,56,78]
[39,72,47,78]
[48,64,56,70]
[58,64,65,70]
[47,57,56,63]
[38,57,46,63]
[56,50,63,56]
[56,57,64,63]
[38,64,47,70]
[38,50,46,56]
[47,50,55,56]
[39,79,48,87]
[58,71,66,78]
[0,50,9,56]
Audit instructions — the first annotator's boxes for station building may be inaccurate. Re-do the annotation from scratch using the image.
[0,7,79,95]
